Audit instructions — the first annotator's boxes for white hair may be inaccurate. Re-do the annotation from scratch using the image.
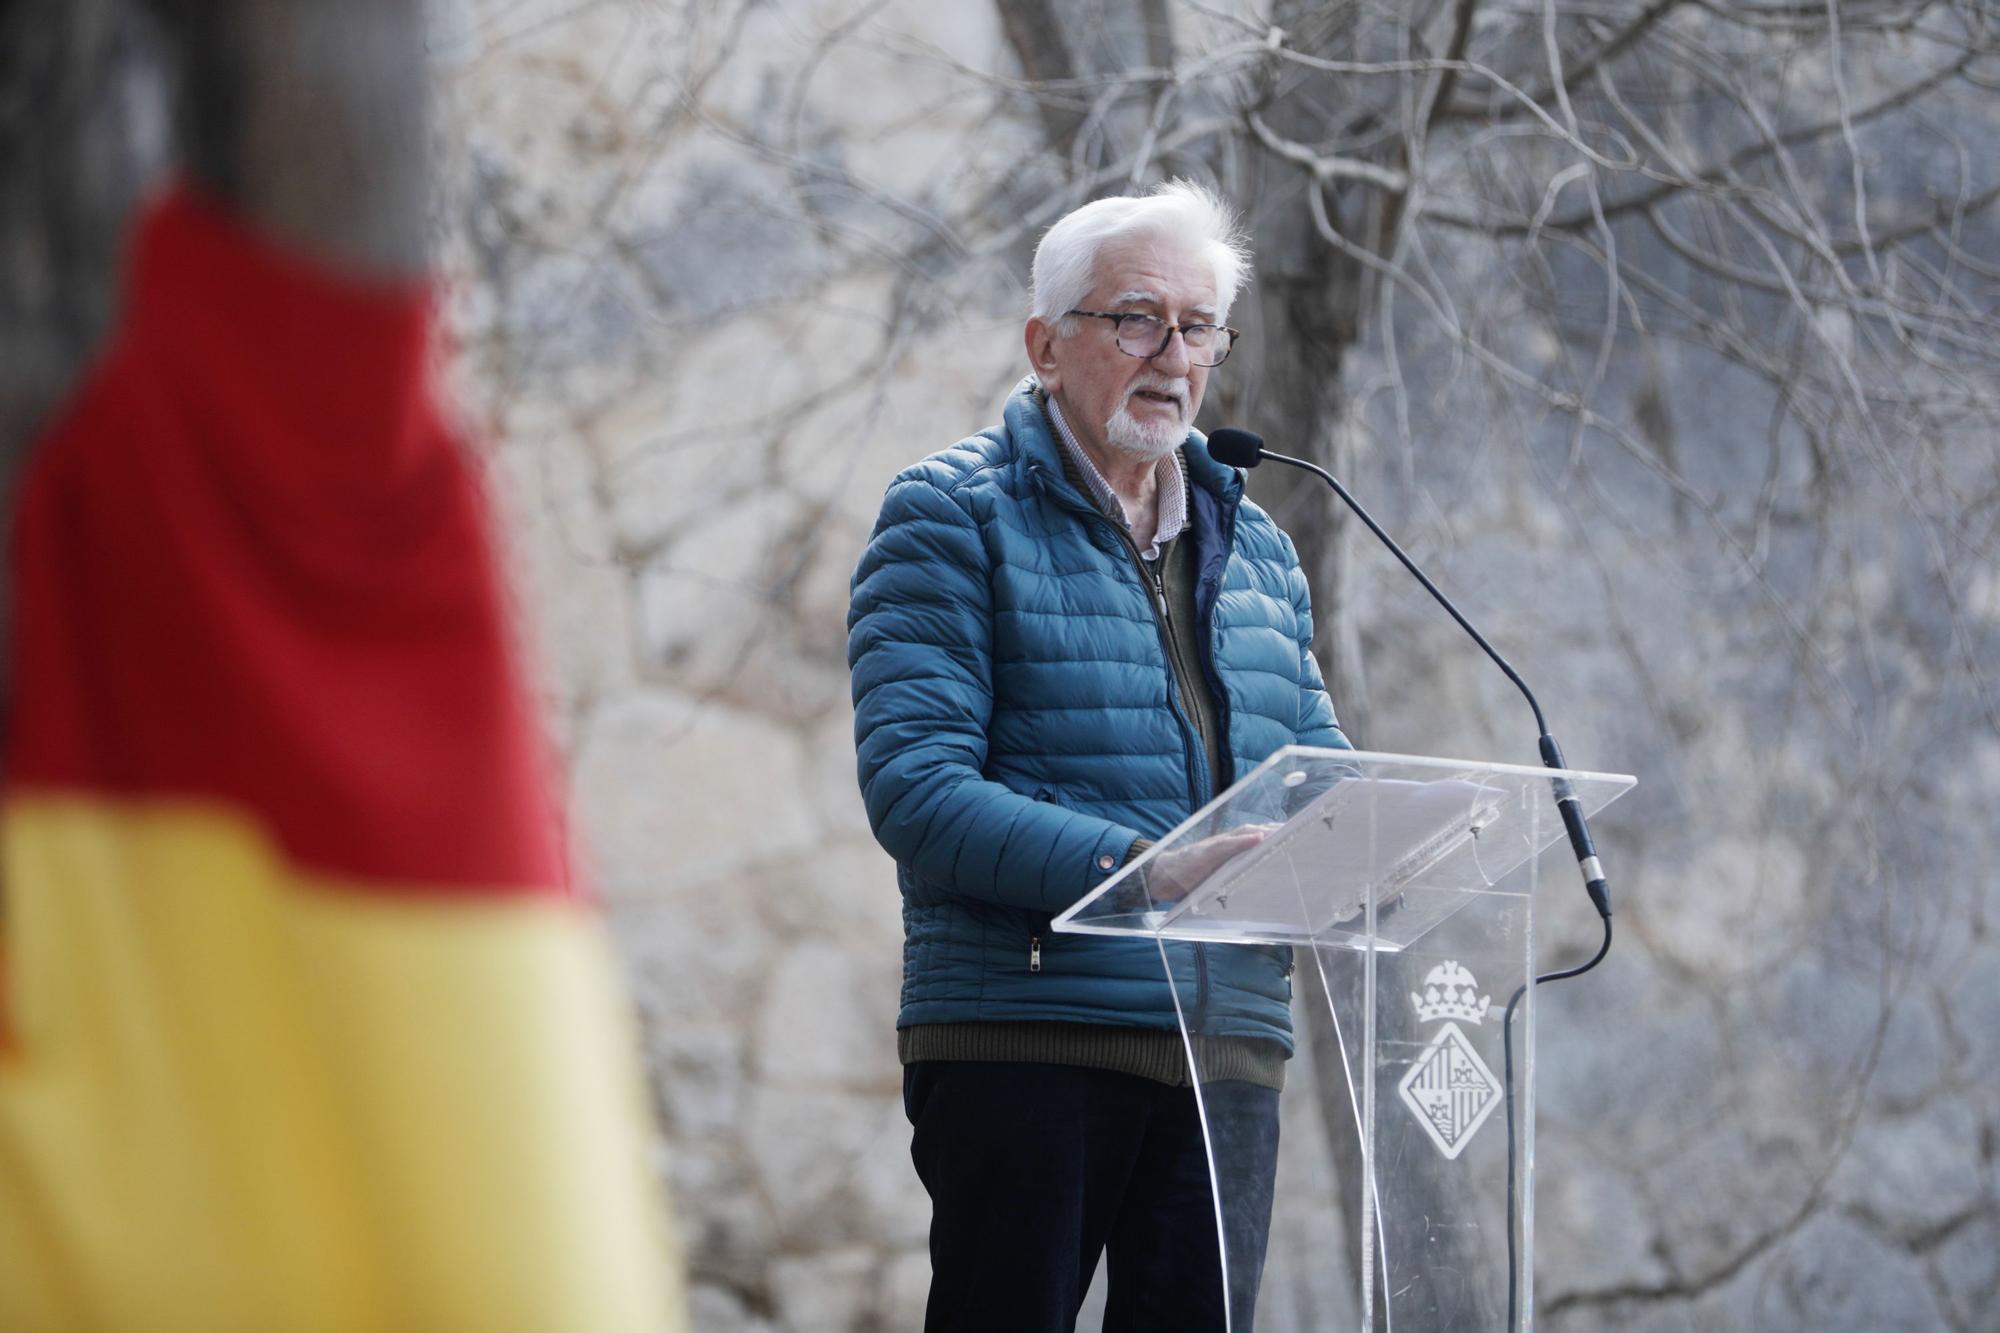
[1030,179,1252,332]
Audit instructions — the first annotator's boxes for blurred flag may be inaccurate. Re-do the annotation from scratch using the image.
[0,186,685,1331]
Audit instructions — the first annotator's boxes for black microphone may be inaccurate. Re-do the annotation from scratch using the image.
[1206,427,1611,920]
[1205,428,1265,470]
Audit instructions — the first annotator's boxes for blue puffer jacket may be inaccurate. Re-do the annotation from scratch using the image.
[848,380,1350,1050]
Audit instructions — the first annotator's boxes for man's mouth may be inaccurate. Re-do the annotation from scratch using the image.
[1130,388,1184,409]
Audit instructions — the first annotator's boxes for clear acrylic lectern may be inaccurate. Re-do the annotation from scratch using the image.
[1053,747,1635,1331]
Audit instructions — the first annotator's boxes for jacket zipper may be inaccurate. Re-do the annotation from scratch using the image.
[1032,465,1241,1028]
[1187,483,1244,1031]
[1147,559,1170,624]
[1133,532,1213,1031]
[1115,527,1213,1029]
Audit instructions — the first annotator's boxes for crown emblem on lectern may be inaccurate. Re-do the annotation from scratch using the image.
[1411,961,1491,1025]
[1399,963,1504,1159]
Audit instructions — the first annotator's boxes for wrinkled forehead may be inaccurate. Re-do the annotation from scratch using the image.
[1088,232,1220,315]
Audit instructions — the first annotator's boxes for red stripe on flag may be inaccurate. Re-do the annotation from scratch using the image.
[6,188,567,896]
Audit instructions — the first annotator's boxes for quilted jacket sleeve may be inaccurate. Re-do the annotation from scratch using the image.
[848,472,1143,914]
[1282,532,1354,752]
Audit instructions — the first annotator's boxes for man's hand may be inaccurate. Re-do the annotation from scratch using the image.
[1145,823,1281,903]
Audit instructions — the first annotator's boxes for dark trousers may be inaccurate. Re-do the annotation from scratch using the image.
[904,1060,1281,1333]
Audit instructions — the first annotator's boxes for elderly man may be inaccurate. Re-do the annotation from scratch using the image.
[848,180,1350,1331]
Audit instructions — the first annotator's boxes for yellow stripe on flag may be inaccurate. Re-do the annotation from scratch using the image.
[0,795,685,1333]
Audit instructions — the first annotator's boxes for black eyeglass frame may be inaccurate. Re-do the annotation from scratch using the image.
[1064,309,1241,367]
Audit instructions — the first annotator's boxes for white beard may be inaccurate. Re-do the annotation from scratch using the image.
[1103,377,1191,460]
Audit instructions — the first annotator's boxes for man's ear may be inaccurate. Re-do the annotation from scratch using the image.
[1024,318,1062,393]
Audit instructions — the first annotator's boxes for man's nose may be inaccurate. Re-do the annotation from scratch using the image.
[1150,325,1192,373]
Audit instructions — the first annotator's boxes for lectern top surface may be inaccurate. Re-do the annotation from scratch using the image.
[1051,747,1633,949]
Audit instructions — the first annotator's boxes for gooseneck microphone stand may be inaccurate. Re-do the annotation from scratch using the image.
[1206,428,1613,1329]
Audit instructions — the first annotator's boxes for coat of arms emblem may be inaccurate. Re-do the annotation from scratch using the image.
[1396,960,1503,1160]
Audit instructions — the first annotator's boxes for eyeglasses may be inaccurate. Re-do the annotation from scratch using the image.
[1065,310,1240,367]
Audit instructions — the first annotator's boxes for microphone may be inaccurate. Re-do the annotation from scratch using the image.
[1206,427,1611,921]
[1205,428,1265,470]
